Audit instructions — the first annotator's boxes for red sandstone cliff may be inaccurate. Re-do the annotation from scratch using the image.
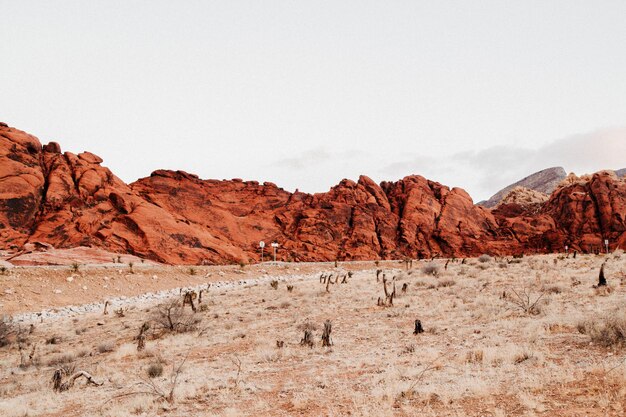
[1,123,624,264]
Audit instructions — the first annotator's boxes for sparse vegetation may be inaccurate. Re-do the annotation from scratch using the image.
[578,313,626,347]
[478,254,492,263]
[1,254,626,415]
[151,300,201,334]
[506,287,547,315]
[421,262,439,276]
[147,362,164,378]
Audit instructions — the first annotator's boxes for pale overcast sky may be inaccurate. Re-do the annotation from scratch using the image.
[2,1,625,201]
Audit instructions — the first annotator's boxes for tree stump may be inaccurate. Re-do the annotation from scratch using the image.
[413,319,424,335]
[321,320,332,347]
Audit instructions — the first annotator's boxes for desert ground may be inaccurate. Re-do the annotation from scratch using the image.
[1,253,626,416]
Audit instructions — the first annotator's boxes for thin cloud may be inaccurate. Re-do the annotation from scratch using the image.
[379,126,626,201]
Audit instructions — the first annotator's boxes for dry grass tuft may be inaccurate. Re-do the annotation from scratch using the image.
[578,313,626,347]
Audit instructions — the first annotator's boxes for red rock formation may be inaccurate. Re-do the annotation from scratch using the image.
[1,123,625,264]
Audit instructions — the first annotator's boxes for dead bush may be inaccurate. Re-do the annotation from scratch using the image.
[47,353,77,367]
[151,300,201,335]
[421,263,439,276]
[0,317,16,348]
[437,279,456,288]
[478,254,492,263]
[506,287,547,315]
[147,362,164,378]
[97,341,116,354]
[578,314,626,347]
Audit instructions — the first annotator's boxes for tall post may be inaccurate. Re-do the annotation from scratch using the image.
[259,241,265,263]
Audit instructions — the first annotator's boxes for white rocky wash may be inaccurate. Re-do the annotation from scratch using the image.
[10,269,359,324]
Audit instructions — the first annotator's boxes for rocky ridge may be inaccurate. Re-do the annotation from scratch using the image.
[1,123,625,264]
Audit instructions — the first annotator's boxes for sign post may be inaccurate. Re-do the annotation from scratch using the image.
[271,242,279,262]
[259,241,265,262]
[605,239,609,254]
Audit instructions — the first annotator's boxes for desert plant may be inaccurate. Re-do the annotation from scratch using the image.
[478,254,492,263]
[151,300,201,334]
[377,276,395,307]
[97,341,115,353]
[46,335,62,345]
[137,322,150,351]
[437,279,456,288]
[270,280,279,290]
[128,262,134,274]
[321,320,332,347]
[147,362,164,378]
[413,319,424,334]
[70,262,80,273]
[506,287,546,315]
[300,329,314,348]
[466,349,484,364]
[182,291,197,312]
[421,263,439,277]
[188,267,197,276]
[597,262,607,287]
[0,317,16,347]
[578,313,626,347]
[0,266,8,275]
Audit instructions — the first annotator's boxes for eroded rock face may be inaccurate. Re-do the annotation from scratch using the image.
[1,123,625,264]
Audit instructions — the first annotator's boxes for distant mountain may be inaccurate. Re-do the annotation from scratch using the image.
[616,168,626,178]
[478,167,567,208]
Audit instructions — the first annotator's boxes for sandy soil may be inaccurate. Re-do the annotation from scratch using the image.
[1,253,626,416]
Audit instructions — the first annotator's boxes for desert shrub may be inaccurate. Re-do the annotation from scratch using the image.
[421,263,439,276]
[188,267,197,276]
[477,263,490,270]
[0,266,8,275]
[578,314,626,347]
[46,335,63,345]
[543,284,564,294]
[437,279,456,288]
[498,261,508,269]
[151,300,201,334]
[506,288,547,315]
[147,362,164,378]
[513,349,535,364]
[47,353,76,366]
[70,262,80,273]
[466,349,484,364]
[478,254,492,263]
[0,317,15,348]
[97,341,116,353]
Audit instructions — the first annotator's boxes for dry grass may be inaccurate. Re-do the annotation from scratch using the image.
[0,254,625,416]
